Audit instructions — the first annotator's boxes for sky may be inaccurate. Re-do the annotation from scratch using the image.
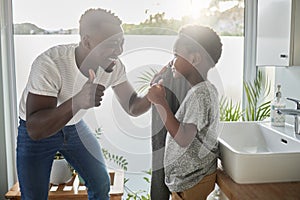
[12,0,212,30]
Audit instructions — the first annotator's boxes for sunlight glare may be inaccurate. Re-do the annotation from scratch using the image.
[219,1,239,12]
[187,0,211,19]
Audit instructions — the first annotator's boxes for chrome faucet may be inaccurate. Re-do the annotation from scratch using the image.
[276,97,300,135]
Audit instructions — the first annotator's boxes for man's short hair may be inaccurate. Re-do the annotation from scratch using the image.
[79,8,122,36]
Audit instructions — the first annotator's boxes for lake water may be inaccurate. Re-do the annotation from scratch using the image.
[13,34,243,195]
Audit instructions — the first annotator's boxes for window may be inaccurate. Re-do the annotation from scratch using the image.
[12,0,246,195]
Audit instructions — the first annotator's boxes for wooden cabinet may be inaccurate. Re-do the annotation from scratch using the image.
[256,0,300,66]
[217,168,300,200]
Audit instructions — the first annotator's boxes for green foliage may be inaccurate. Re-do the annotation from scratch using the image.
[102,149,128,171]
[135,68,158,95]
[94,127,104,139]
[123,12,180,35]
[94,127,128,171]
[15,0,244,36]
[220,70,271,121]
[243,70,271,121]
[123,25,179,35]
[122,3,244,36]
[125,169,151,200]
[219,96,243,121]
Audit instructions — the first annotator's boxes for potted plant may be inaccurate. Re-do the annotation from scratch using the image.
[49,152,73,185]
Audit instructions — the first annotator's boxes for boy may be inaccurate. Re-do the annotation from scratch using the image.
[147,25,222,200]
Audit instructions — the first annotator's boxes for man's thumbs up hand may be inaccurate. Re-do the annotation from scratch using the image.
[88,69,96,83]
[73,69,105,111]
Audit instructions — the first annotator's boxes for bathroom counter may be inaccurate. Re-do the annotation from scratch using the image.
[216,168,300,200]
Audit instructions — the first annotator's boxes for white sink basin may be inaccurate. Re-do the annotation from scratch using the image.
[218,121,300,184]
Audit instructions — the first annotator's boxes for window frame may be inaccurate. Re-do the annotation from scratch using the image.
[0,0,18,194]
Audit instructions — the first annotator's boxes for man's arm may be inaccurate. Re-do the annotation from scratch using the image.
[26,70,105,140]
[113,65,172,117]
[26,94,76,140]
[112,80,151,117]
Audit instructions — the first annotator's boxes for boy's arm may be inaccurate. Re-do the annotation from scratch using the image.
[147,83,197,147]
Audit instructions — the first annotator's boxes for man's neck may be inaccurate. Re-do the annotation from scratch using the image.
[75,45,92,77]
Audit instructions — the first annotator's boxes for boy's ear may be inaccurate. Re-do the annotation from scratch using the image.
[191,52,202,65]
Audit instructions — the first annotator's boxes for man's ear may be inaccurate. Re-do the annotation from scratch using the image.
[82,35,91,50]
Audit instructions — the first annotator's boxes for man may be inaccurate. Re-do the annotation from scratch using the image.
[17,8,150,200]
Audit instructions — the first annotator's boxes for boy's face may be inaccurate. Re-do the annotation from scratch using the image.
[171,38,195,78]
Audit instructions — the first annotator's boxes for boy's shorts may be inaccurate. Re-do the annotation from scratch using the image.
[171,171,217,200]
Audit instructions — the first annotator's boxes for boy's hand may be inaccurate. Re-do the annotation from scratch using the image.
[147,79,166,105]
[73,69,105,110]
[150,65,168,86]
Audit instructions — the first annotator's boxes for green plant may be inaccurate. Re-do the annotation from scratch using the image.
[219,70,271,122]
[135,68,158,95]
[95,127,128,171]
[219,96,243,121]
[243,70,271,121]
[124,169,151,200]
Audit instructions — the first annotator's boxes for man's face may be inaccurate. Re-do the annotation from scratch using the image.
[86,23,124,72]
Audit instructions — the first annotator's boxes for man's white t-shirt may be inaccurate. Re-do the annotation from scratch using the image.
[19,43,127,125]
